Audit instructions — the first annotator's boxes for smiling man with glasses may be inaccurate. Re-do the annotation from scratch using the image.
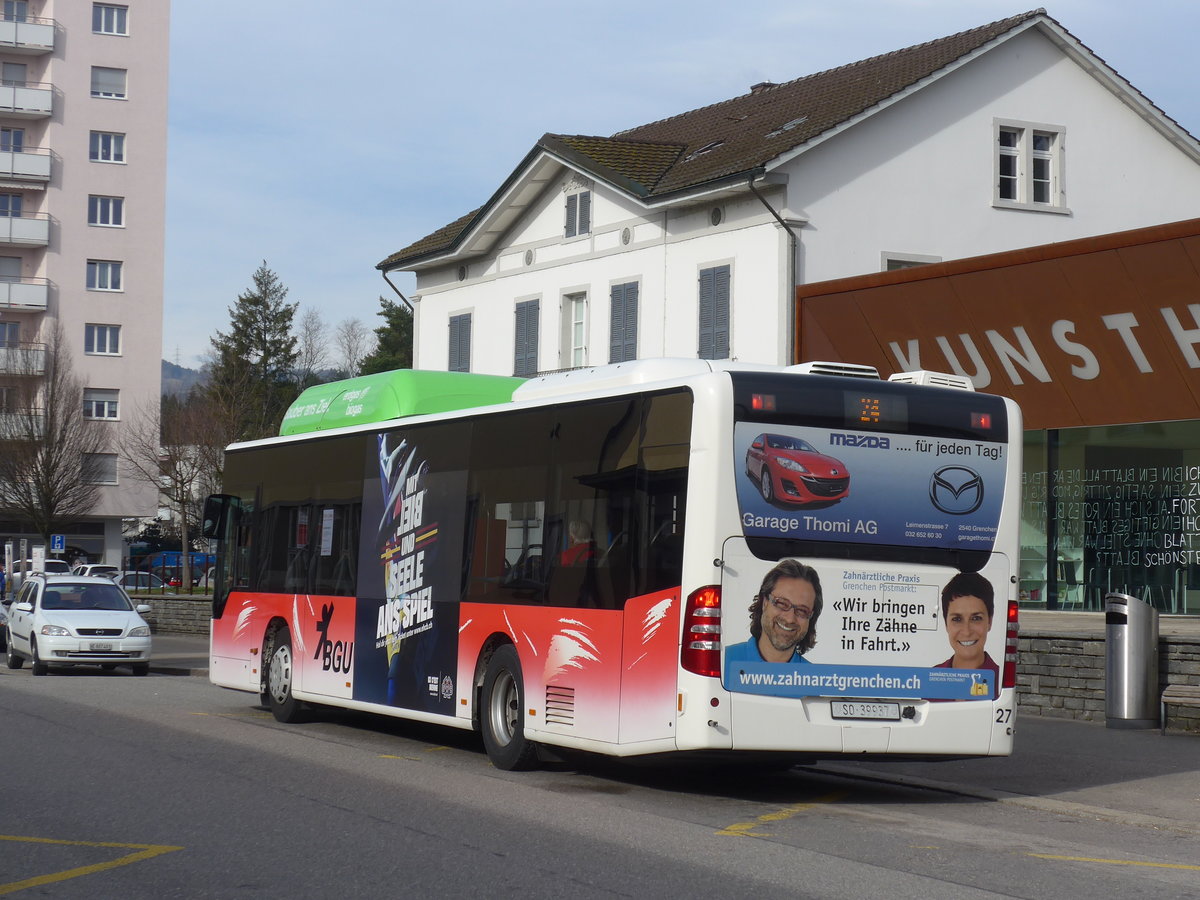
[725,558,824,664]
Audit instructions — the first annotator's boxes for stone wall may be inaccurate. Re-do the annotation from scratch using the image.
[1017,633,1200,733]
[141,595,210,635]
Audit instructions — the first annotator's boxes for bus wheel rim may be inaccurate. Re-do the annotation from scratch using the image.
[270,644,293,704]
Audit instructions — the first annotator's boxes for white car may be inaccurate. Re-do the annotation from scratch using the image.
[4,574,153,676]
[71,563,120,578]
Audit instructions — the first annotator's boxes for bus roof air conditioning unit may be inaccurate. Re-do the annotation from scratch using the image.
[788,361,880,379]
[888,370,975,391]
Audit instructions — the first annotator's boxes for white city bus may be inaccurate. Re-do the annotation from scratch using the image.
[203,359,1020,769]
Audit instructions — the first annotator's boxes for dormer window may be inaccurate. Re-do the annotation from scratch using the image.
[565,190,591,238]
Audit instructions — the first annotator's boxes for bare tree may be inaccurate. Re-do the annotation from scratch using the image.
[335,317,375,378]
[0,323,108,542]
[295,307,329,387]
[120,396,226,589]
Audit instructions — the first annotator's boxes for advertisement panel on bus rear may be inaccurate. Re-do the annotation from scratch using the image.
[736,422,1005,553]
[720,545,1007,703]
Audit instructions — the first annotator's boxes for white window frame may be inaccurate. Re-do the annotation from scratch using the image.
[88,195,124,227]
[564,190,591,239]
[3,2,29,23]
[560,291,588,369]
[83,388,119,420]
[0,126,23,153]
[90,66,127,99]
[89,131,125,163]
[85,324,121,356]
[92,4,128,35]
[881,252,942,272]
[82,452,118,485]
[993,119,1068,213]
[86,259,123,291]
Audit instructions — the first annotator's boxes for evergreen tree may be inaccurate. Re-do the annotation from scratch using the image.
[207,262,299,439]
[360,296,414,375]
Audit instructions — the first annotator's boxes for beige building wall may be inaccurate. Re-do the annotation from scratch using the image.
[0,0,168,563]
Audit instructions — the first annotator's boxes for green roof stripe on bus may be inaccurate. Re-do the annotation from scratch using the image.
[279,369,526,436]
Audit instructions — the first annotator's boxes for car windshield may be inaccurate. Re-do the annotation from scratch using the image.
[767,435,815,452]
[42,584,133,611]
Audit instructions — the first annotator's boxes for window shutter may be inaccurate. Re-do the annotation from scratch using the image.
[713,265,730,359]
[698,265,730,359]
[698,269,714,358]
[578,191,591,235]
[514,300,539,376]
[449,313,472,372]
[609,282,638,363]
[565,193,577,238]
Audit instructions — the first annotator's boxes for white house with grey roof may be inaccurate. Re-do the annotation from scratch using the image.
[378,9,1200,377]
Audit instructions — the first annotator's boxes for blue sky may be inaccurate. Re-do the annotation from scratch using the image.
[163,0,1200,369]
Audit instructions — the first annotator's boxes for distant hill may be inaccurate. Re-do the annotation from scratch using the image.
[162,359,206,398]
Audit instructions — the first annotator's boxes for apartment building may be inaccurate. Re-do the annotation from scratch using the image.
[0,0,168,564]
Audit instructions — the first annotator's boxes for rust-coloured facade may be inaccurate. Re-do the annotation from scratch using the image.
[796,219,1200,431]
[796,220,1200,616]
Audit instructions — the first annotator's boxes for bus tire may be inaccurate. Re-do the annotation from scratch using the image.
[266,626,306,723]
[481,644,539,771]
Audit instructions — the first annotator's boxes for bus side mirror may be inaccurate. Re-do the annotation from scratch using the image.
[202,494,238,540]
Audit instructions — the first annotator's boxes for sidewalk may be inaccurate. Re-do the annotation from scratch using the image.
[811,714,1200,834]
[149,630,210,676]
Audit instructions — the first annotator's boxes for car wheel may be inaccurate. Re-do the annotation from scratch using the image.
[131,662,149,676]
[267,626,306,723]
[480,644,539,771]
[5,630,22,669]
[30,637,47,676]
[760,469,774,503]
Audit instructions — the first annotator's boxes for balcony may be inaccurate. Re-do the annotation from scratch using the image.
[0,408,43,440]
[0,277,46,310]
[0,81,51,118]
[0,146,48,181]
[0,342,46,376]
[0,211,48,246]
[0,16,54,54]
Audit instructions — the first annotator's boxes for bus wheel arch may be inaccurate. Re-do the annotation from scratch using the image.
[478,640,540,771]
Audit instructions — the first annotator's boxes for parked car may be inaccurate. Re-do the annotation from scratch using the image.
[8,558,72,594]
[4,573,152,675]
[71,564,119,578]
[110,571,172,594]
[194,566,217,588]
[745,432,851,505]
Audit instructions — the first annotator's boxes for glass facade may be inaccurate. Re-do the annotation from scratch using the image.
[1021,421,1200,613]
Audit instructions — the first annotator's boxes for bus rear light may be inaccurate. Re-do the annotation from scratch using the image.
[1002,599,1019,689]
[681,585,722,678]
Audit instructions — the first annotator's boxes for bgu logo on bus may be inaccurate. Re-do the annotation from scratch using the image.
[314,602,354,674]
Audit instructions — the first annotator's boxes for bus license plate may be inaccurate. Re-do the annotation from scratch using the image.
[89,642,113,651]
[831,701,900,721]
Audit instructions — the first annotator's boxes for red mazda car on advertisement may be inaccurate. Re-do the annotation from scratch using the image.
[746,433,850,505]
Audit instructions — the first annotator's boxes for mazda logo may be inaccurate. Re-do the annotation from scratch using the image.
[930,465,984,515]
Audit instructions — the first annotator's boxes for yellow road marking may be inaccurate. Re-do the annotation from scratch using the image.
[0,835,183,895]
[1030,853,1200,871]
[717,791,848,837]
[380,754,422,761]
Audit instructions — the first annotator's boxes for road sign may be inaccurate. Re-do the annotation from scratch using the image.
[50,534,65,553]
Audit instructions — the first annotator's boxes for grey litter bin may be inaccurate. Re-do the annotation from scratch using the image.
[1104,592,1160,729]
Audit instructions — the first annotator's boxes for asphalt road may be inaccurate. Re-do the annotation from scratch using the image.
[1,667,1197,899]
